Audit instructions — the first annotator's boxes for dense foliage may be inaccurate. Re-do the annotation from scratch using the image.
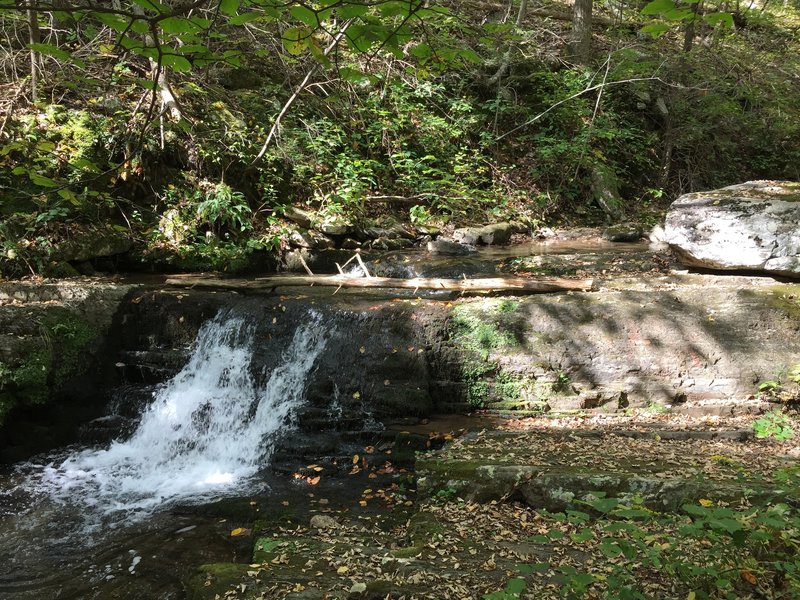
[0,0,799,276]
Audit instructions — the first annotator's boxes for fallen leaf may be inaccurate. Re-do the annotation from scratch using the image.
[741,570,757,585]
[230,527,250,537]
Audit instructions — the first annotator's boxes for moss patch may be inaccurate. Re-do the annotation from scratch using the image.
[0,308,97,426]
[449,300,527,407]
[761,284,800,322]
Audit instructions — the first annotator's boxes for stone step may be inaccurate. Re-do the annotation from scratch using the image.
[416,428,796,513]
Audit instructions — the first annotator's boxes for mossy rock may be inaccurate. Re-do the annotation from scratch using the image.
[406,511,445,546]
[0,308,98,426]
[252,537,296,562]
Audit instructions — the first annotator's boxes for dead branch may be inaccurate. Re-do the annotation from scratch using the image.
[165,274,594,295]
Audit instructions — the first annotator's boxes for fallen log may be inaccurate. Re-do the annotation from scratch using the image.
[165,274,594,294]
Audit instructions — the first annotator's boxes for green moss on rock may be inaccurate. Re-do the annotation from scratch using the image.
[0,308,97,426]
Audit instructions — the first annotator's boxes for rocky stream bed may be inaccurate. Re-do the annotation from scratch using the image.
[1,225,799,599]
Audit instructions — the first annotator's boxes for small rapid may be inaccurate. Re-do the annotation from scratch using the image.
[14,309,329,526]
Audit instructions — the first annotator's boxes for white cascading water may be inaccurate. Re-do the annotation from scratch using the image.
[35,310,328,520]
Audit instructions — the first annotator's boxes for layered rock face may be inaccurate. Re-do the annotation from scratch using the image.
[664,180,800,276]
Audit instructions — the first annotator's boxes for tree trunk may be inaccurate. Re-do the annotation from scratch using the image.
[166,275,595,295]
[571,0,593,64]
[682,1,702,52]
[27,2,41,102]
[487,0,529,85]
[131,4,182,120]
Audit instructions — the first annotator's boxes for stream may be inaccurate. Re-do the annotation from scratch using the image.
[0,309,331,599]
[0,236,660,599]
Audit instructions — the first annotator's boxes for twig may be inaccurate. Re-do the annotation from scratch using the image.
[297,252,314,276]
[573,52,612,180]
[355,251,372,278]
[251,19,354,165]
[495,76,702,142]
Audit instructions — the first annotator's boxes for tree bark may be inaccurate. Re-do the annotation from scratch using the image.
[570,0,593,64]
[487,0,529,85]
[27,1,41,102]
[683,1,703,52]
[166,274,595,294]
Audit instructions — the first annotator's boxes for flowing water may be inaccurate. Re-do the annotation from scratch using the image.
[0,310,330,598]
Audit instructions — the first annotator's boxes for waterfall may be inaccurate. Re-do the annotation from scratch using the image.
[34,310,329,520]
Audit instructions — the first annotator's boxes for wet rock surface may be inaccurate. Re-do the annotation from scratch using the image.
[0,281,140,461]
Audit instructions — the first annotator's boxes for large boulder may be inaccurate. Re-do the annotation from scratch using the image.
[664,180,800,276]
[452,222,518,246]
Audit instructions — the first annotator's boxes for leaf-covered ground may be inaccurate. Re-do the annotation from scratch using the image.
[197,411,800,600]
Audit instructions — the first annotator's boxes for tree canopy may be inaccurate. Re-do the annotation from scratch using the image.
[0,0,798,277]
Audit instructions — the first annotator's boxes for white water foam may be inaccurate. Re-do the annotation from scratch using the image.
[32,310,328,521]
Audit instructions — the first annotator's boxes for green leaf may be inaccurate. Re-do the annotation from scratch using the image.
[134,78,158,91]
[290,6,318,27]
[664,7,695,20]
[27,43,85,68]
[409,43,432,59]
[220,0,239,16]
[566,510,590,524]
[179,44,212,55]
[159,17,199,34]
[703,12,733,28]
[639,22,671,37]
[282,26,310,55]
[505,578,526,594]
[641,0,676,15]
[161,53,192,72]
[339,66,371,84]
[459,48,482,64]
[95,13,133,33]
[587,496,620,513]
[599,540,623,558]
[30,173,59,188]
[346,25,373,52]
[337,3,370,19]
[605,522,640,533]
[132,0,167,13]
[12,166,27,175]
[379,1,411,17]
[58,189,81,205]
[613,508,653,519]
[683,504,711,516]
[71,158,100,172]
[709,518,743,534]
[570,528,594,543]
